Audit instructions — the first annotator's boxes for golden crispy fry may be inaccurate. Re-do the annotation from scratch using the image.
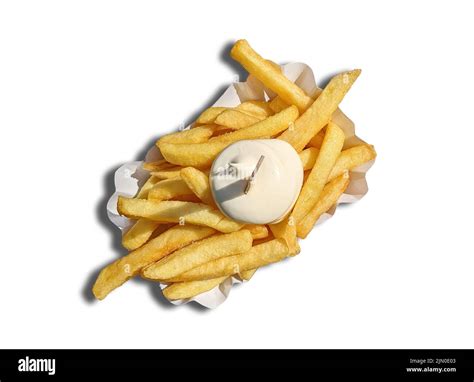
[279,69,360,152]
[215,109,263,129]
[299,147,320,171]
[244,224,269,240]
[150,166,183,179]
[240,268,257,281]
[269,217,299,256]
[297,172,350,238]
[159,140,228,169]
[163,277,227,300]
[136,176,160,198]
[158,125,214,145]
[236,100,274,118]
[168,239,289,282]
[328,144,377,181]
[143,230,253,280]
[117,197,243,233]
[196,107,227,125]
[92,225,215,300]
[231,40,313,112]
[180,167,216,207]
[211,105,298,142]
[122,219,161,251]
[142,160,175,172]
[147,177,192,201]
[291,122,345,223]
[269,96,288,113]
[308,130,326,149]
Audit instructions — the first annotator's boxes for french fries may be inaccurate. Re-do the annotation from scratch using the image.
[279,69,360,152]
[299,147,320,171]
[269,96,289,113]
[269,217,300,256]
[180,167,216,207]
[117,197,244,233]
[159,106,298,168]
[196,107,227,125]
[236,100,273,118]
[240,268,257,281]
[142,230,253,280]
[147,177,192,201]
[166,239,289,282]
[93,40,375,306]
[215,109,263,129]
[291,122,345,223]
[92,225,215,300]
[158,125,214,144]
[159,140,229,169]
[245,224,269,240]
[211,105,298,142]
[328,144,377,181]
[150,166,183,179]
[163,277,227,300]
[297,172,350,238]
[122,219,161,251]
[231,40,313,112]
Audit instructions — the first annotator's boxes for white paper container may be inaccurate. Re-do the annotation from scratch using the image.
[106,62,375,309]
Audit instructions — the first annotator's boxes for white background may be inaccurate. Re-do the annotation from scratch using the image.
[1,0,473,349]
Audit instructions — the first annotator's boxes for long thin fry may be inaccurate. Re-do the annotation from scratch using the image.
[291,122,345,223]
[231,40,313,112]
[167,239,289,282]
[163,277,227,300]
[92,225,215,300]
[278,69,360,152]
[117,197,243,233]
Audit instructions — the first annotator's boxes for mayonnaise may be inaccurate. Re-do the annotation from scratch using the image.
[210,139,303,224]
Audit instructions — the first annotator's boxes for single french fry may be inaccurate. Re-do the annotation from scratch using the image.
[269,217,299,256]
[158,125,214,145]
[211,105,298,142]
[142,230,253,280]
[231,40,313,112]
[196,107,227,125]
[240,268,257,281]
[244,224,269,240]
[328,144,377,181]
[180,167,216,207]
[291,122,345,223]
[150,166,183,179]
[147,177,192,201]
[299,147,320,171]
[297,172,350,238]
[163,277,227,300]
[236,100,274,118]
[215,109,263,129]
[117,197,243,233]
[269,96,289,113]
[92,225,215,300]
[159,140,229,169]
[122,219,161,251]
[279,69,360,152]
[307,130,326,149]
[167,239,289,282]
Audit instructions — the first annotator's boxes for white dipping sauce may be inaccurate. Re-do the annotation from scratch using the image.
[210,139,303,224]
